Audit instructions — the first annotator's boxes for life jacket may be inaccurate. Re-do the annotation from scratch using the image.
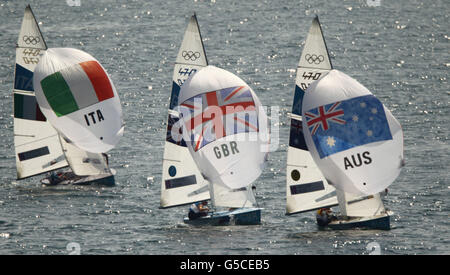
[190,203,200,213]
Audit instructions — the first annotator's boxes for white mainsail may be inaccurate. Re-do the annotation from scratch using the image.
[178,65,269,209]
[33,48,124,154]
[336,190,385,217]
[211,182,256,209]
[302,69,404,196]
[59,136,110,176]
[160,14,210,208]
[13,5,68,179]
[286,16,338,214]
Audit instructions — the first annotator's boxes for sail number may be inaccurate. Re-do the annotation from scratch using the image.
[344,151,372,170]
[300,72,322,90]
[177,67,197,86]
[302,72,322,80]
[213,141,239,159]
[23,48,41,56]
[23,57,39,64]
[22,49,41,64]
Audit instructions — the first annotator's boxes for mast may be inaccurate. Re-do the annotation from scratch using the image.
[160,14,210,208]
[286,16,337,214]
[13,5,69,179]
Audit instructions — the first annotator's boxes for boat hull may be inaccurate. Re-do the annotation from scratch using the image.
[41,172,115,187]
[320,212,392,230]
[184,208,261,226]
[72,174,115,187]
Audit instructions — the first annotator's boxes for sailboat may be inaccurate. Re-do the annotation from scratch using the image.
[160,15,267,225]
[177,65,269,226]
[160,14,210,209]
[286,16,338,215]
[302,69,404,230]
[286,16,402,230]
[12,5,118,186]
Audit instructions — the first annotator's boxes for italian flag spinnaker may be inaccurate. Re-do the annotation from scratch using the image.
[33,48,123,153]
[40,60,114,117]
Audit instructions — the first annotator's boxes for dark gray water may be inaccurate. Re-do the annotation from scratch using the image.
[0,0,448,255]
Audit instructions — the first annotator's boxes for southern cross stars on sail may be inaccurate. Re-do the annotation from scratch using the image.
[304,94,393,159]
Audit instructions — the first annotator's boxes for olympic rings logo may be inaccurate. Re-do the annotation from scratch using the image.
[23,35,41,45]
[182,51,201,61]
[305,54,324,64]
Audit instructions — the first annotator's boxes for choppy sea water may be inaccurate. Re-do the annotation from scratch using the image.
[0,0,448,255]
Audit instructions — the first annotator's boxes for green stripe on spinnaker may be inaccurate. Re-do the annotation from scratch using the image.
[40,71,79,117]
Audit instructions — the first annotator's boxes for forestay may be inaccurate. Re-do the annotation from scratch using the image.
[286,16,337,214]
[13,5,68,179]
[302,69,404,196]
[178,65,269,208]
[33,48,124,154]
[160,14,210,208]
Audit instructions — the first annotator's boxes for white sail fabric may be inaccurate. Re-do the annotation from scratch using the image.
[33,48,124,153]
[160,14,209,208]
[17,5,47,51]
[298,16,332,70]
[286,16,337,214]
[302,69,404,195]
[178,65,269,191]
[336,190,385,217]
[59,136,110,176]
[13,5,68,179]
[175,14,208,67]
[212,183,256,209]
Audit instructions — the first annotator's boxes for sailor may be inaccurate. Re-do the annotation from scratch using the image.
[102,153,109,165]
[188,201,209,220]
[316,207,333,226]
[42,171,61,186]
